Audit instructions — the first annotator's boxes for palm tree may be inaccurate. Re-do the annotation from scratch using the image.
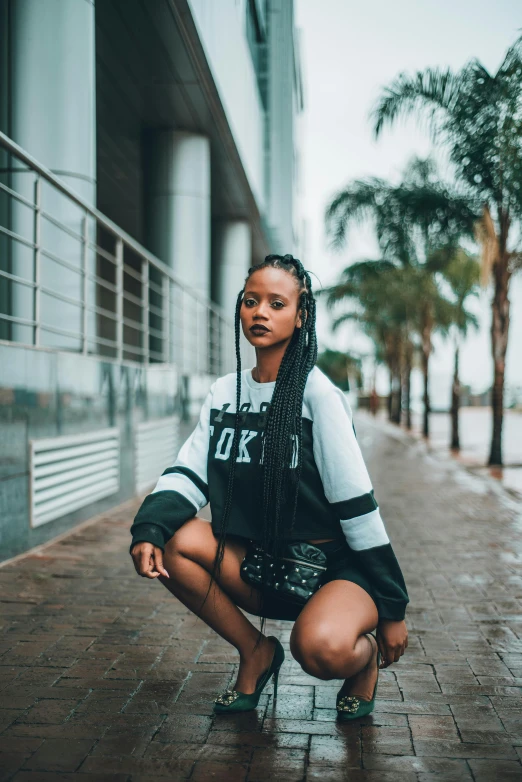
[324,157,476,437]
[316,348,363,392]
[318,260,407,425]
[406,265,455,437]
[437,248,480,450]
[318,260,455,433]
[371,35,522,465]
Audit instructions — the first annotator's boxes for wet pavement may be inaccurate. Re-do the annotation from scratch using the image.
[1,413,522,780]
[409,408,522,497]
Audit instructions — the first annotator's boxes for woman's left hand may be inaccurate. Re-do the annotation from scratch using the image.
[375,618,408,668]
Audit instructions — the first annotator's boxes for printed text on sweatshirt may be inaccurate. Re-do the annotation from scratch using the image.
[130,365,410,620]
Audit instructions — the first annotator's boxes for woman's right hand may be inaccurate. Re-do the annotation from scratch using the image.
[376,618,408,668]
[130,542,170,579]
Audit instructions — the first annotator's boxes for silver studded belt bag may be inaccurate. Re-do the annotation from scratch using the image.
[240,540,328,605]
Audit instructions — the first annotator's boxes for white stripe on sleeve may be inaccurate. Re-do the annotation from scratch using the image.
[340,508,390,551]
[152,472,207,512]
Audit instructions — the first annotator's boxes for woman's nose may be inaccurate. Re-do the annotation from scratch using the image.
[253,304,270,318]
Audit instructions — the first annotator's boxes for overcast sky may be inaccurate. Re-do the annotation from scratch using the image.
[295,0,521,404]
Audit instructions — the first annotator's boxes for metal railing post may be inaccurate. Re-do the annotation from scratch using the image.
[81,215,88,355]
[179,286,184,375]
[142,259,149,364]
[162,275,170,363]
[33,176,41,347]
[195,299,200,376]
[115,238,123,361]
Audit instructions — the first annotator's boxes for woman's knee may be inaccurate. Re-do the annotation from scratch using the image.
[290,624,358,679]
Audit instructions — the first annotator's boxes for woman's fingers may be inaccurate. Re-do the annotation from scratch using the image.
[140,548,159,578]
[132,543,162,578]
[377,620,409,667]
[154,549,170,578]
[377,637,403,667]
[131,545,146,575]
[131,544,170,578]
[376,636,390,668]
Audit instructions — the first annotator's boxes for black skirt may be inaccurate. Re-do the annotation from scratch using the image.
[240,537,378,622]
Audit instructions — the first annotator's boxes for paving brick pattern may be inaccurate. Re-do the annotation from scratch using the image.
[1,413,521,780]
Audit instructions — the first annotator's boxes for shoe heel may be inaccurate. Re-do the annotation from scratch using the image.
[272,667,280,700]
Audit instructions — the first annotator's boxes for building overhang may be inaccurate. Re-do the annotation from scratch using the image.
[96,0,274,261]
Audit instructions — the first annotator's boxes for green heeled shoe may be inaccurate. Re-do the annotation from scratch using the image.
[336,633,382,721]
[213,636,285,714]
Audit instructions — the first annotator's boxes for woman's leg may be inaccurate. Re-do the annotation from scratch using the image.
[289,580,380,699]
[158,518,276,694]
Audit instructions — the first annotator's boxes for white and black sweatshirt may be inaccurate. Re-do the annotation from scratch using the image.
[130,365,410,620]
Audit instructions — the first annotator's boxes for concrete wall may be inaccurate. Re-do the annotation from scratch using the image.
[0,343,210,562]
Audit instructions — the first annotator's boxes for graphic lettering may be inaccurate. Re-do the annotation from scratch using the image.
[237,430,258,462]
[215,427,235,460]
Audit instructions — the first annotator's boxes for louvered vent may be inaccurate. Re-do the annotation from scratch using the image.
[135,416,180,494]
[30,428,120,528]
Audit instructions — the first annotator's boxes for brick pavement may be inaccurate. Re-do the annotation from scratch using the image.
[1,413,522,781]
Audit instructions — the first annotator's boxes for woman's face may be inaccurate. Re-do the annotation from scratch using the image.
[240,266,303,348]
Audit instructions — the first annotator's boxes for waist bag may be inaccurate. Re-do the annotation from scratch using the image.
[240,540,328,605]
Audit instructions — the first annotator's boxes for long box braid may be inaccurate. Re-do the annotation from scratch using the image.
[196,254,318,646]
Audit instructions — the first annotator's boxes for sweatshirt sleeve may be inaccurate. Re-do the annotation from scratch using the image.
[129,382,215,554]
[312,386,410,621]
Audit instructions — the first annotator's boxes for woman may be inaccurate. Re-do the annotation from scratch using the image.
[130,253,409,719]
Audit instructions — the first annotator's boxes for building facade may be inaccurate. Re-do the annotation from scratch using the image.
[0,0,304,560]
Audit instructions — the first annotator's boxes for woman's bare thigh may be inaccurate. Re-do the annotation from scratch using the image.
[164,518,265,615]
[290,579,379,658]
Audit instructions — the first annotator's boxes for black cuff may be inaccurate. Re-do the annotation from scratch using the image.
[377,598,408,621]
[129,523,166,555]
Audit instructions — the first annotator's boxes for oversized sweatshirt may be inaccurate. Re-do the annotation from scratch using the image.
[130,365,410,620]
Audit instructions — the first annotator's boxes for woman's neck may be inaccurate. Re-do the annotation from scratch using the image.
[252,352,285,383]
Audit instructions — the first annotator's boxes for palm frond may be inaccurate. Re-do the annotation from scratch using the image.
[317,282,358,311]
[338,259,397,282]
[497,32,522,78]
[331,312,363,332]
[324,179,384,251]
[457,306,480,336]
[370,67,460,139]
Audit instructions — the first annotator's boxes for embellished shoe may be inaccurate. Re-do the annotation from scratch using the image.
[213,636,285,714]
[336,633,382,721]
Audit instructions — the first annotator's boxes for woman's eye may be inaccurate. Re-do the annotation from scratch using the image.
[244,299,283,308]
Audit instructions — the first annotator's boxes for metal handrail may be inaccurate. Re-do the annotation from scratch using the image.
[0,130,229,317]
[0,131,236,374]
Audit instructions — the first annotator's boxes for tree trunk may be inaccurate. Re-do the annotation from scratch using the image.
[403,345,413,429]
[369,366,378,416]
[421,317,432,438]
[392,368,402,424]
[387,365,393,421]
[405,369,412,429]
[451,344,460,450]
[489,253,510,466]
[390,360,402,424]
[421,350,430,438]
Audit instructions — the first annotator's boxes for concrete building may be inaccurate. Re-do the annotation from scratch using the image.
[0,0,304,560]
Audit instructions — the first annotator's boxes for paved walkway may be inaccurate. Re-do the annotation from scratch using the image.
[1,413,522,781]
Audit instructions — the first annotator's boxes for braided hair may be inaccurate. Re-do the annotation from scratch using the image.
[196,253,318,646]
